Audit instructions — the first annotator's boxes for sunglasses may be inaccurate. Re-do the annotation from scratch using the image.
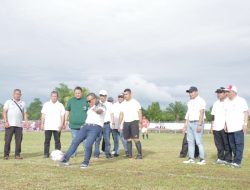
[87,98,95,103]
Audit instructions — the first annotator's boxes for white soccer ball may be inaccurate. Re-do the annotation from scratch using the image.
[50,150,64,161]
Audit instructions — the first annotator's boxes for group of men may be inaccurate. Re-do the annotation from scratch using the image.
[182,85,249,168]
[2,84,249,169]
[2,87,143,168]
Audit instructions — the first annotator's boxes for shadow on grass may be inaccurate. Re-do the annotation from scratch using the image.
[21,151,44,158]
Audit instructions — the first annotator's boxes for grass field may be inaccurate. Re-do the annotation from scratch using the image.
[0,131,249,190]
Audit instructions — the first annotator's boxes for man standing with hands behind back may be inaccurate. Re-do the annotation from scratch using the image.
[119,88,143,159]
[183,86,206,165]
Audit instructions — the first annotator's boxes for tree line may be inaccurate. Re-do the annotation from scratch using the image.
[0,83,213,122]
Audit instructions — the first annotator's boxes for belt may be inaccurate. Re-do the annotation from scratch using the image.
[104,121,110,125]
[82,123,101,128]
[189,120,198,123]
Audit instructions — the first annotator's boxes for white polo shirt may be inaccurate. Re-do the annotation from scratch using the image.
[120,99,141,122]
[4,99,26,127]
[113,101,123,129]
[185,95,206,121]
[101,101,114,123]
[225,96,249,133]
[211,98,228,131]
[41,101,65,131]
[85,103,106,127]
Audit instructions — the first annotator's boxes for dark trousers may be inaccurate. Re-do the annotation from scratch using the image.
[179,133,199,158]
[228,130,244,164]
[4,127,23,157]
[44,130,61,156]
[213,129,232,162]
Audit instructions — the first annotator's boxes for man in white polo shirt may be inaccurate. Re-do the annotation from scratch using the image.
[225,85,249,168]
[60,93,106,168]
[183,86,206,165]
[119,88,142,159]
[41,91,65,158]
[211,87,232,164]
[3,89,29,160]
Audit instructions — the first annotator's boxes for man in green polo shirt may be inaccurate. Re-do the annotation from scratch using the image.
[65,86,88,157]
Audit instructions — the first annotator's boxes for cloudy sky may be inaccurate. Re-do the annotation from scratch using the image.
[1,0,250,109]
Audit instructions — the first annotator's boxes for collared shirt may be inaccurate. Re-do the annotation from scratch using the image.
[41,101,65,131]
[4,99,26,127]
[112,101,123,129]
[65,97,88,129]
[120,98,141,122]
[100,100,114,123]
[225,95,249,132]
[211,98,228,131]
[185,95,206,121]
[85,103,106,127]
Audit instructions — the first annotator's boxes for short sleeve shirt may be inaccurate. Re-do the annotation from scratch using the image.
[41,101,65,131]
[211,99,228,131]
[185,95,206,121]
[225,96,249,132]
[4,99,26,127]
[65,97,88,129]
[120,99,141,122]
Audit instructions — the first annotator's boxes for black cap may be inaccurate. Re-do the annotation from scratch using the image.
[215,87,227,93]
[107,97,114,103]
[186,86,198,93]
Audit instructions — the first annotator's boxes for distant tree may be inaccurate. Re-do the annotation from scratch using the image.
[147,102,162,122]
[55,83,74,106]
[0,103,3,119]
[27,98,43,120]
[161,111,176,121]
[166,101,187,121]
[205,106,213,122]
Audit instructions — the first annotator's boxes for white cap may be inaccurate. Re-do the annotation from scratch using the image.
[99,90,108,96]
[226,85,237,93]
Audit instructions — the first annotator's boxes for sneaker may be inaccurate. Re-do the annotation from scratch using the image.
[106,155,113,159]
[44,155,49,159]
[231,162,241,168]
[214,159,226,165]
[80,163,88,169]
[114,154,119,157]
[183,158,195,164]
[3,156,9,160]
[197,159,206,165]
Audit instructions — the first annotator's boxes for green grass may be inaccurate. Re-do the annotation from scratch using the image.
[0,132,249,190]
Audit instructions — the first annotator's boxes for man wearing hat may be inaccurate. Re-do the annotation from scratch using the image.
[211,87,232,164]
[94,90,114,159]
[183,86,206,165]
[224,85,249,168]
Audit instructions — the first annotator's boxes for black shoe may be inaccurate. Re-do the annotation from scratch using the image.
[106,155,113,159]
[136,154,142,159]
[179,154,186,158]
[44,155,49,158]
[114,154,119,157]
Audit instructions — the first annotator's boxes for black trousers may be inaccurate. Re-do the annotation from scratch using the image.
[4,127,23,157]
[213,129,232,162]
[44,130,61,156]
[180,133,199,158]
